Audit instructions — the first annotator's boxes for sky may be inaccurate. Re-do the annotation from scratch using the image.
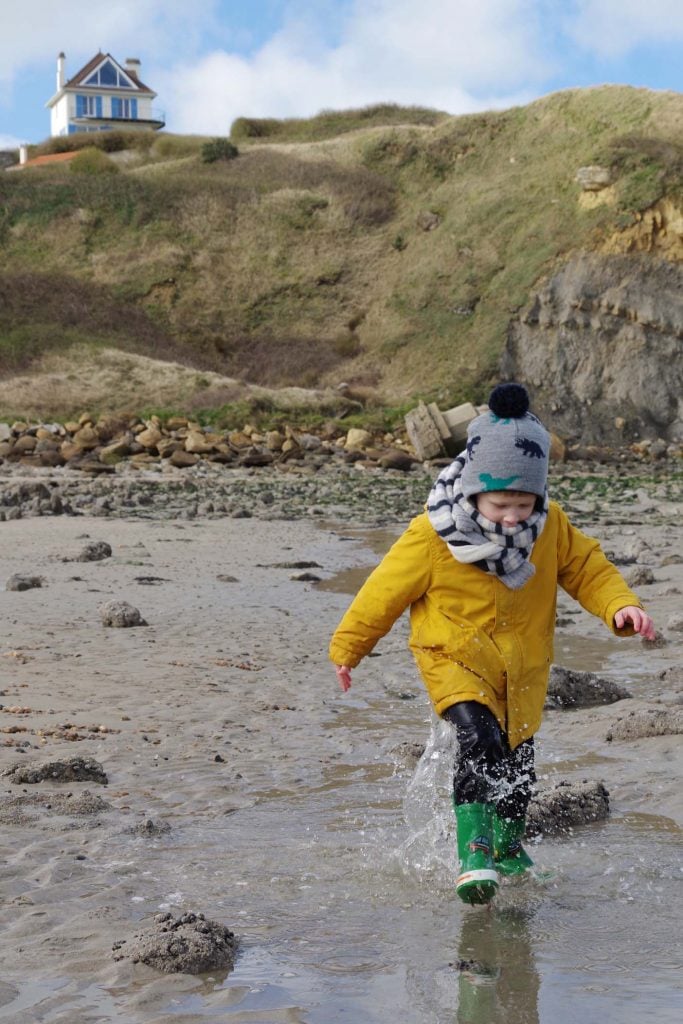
[1,0,682,147]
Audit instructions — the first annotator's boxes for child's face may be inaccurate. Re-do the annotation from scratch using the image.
[475,490,537,527]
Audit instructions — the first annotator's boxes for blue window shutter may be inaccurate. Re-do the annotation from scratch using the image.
[131,98,138,119]
[112,97,121,118]
[76,94,86,116]
[96,96,102,118]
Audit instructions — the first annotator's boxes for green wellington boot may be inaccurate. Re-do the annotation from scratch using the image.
[492,814,534,877]
[454,802,499,905]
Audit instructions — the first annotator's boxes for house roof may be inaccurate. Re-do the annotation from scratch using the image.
[64,52,155,95]
[16,151,79,170]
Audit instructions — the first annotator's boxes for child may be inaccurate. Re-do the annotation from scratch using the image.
[329,383,654,905]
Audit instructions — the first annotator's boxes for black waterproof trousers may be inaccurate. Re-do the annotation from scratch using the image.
[443,701,536,821]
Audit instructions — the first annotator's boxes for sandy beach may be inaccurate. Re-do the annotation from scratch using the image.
[0,467,681,1022]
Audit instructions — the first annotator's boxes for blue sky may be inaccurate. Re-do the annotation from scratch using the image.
[1,0,682,147]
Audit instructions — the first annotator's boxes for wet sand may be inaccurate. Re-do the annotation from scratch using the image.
[0,504,681,1022]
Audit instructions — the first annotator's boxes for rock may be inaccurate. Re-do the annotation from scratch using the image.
[642,629,668,648]
[77,458,116,475]
[575,165,612,191]
[545,664,630,708]
[416,210,441,231]
[0,423,11,442]
[623,565,656,587]
[605,705,683,741]
[136,426,163,449]
[503,254,683,444]
[296,432,322,451]
[526,780,610,836]
[185,431,221,454]
[100,601,148,628]
[113,911,238,974]
[666,613,683,633]
[156,438,183,458]
[264,430,285,451]
[100,437,134,464]
[12,435,37,454]
[170,449,199,468]
[5,756,108,785]
[72,424,100,450]
[345,428,373,450]
[6,574,44,591]
[390,741,425,767]
[237,446,274,467]
[77,540,112,562]
[127,818,172,837]
[378,448,418,471]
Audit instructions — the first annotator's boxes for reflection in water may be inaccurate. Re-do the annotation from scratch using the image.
[455,908,539,1024]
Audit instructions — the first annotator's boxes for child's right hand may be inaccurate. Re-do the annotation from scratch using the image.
[335,665,352,691]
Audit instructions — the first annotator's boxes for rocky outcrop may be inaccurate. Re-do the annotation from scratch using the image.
[503,253,683,443]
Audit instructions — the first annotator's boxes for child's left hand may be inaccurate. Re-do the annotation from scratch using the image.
[614,605,656,640]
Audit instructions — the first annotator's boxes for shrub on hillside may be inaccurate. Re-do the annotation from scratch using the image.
[201,138,239,163]
[33,130,159,157]
[70,147,119,175]
[230,104,447,144]
[152,134,208,159]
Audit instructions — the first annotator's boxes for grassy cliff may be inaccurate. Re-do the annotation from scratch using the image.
[0,88,681,421]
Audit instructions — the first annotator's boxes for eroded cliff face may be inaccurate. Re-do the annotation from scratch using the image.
[503,253,683,443]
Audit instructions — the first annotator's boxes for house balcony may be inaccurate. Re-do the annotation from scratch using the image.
[71,108,166,131]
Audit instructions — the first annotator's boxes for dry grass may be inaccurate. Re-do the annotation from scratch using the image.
[2,86,682,417]
[0,344,351,422]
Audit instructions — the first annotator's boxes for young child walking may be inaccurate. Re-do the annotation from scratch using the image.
[329,383,654,905]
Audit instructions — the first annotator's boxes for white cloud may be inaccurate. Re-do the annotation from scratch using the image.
[0,134,24,150]
[156,0,549,134]
[564,0,683,57]
[0,0,218,88]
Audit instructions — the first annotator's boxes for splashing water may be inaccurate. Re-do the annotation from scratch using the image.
[391,713,459,880]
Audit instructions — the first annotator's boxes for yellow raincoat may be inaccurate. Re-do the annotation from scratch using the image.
[329,502,640,749]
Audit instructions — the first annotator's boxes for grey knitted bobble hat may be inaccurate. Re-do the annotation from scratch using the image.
[460,383,550,499]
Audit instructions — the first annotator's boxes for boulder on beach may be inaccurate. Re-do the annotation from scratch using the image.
[545,664,630,708]
[605,705,683,741]
[77,540,113,562]
[527,779,610,836]
[6,574,44,591]
[100,600,148,627]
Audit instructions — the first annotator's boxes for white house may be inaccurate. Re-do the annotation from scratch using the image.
[45,51,165,137]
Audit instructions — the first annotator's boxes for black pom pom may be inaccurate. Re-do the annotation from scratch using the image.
[488,382,529,418]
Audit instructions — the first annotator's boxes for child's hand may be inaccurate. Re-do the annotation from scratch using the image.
[614,605,656,640]
[335,665,352,691]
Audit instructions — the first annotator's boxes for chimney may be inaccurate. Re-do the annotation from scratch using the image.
[57,52,65,91]
[125,57,141,79]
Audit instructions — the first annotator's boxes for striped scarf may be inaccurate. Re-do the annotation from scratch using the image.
[426,454,548,590]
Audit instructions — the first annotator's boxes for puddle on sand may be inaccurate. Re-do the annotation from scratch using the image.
[1,711,680,1022]
[317,527,400,595]
[2,527,678,1022]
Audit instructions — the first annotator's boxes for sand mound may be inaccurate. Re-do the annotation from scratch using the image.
[113,912,238,974]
